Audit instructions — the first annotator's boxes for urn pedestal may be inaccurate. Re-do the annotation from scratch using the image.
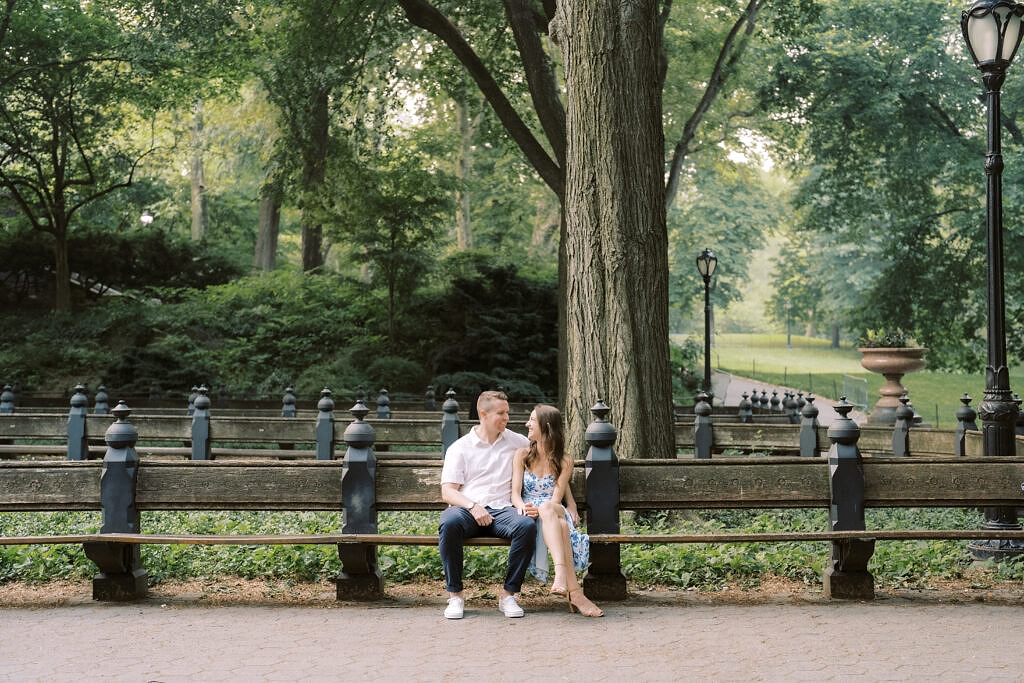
[858,347,927,425]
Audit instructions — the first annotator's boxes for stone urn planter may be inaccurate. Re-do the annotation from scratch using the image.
[858,347,927,425]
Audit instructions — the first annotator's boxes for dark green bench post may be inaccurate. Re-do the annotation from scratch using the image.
[376,388,391,419]
[693,391,713,459]
[583,399,627,600]
[955,394,978,457]
[315,388,335,461]
[191,386,212,460]
[67,384,89,461]
[0,384,14,414]
[799,394,820,457]
[441,389,460,455]
[892,395,913,457]
[337,400,382,599]
[93,385,109,415]
[83,401,148,601]
[738,392,753,423]
[281,386,297,418]
[823,398,874,600]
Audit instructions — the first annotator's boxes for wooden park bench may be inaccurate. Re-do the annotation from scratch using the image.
[0,385,1001,463]
[3,398,1024,605]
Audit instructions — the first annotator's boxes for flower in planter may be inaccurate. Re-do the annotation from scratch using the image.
[857,328,918,349]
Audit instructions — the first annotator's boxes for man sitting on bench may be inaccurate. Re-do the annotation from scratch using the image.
[438,390,535,619]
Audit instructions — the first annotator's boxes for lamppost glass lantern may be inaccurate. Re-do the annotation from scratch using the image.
[962,0,1024,70]
[140,210,154,226]
[962,0,1024,558]
[695,249,718,399]
[696,248,718,282]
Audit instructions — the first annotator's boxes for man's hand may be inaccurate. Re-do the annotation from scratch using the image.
[470,504,493,526]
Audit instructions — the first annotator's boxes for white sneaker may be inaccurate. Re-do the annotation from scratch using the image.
[444,596,464,619]
[498,594,524,618]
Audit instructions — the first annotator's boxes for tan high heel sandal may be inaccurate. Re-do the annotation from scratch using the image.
[568,588,604,617]
[550,563,568,596]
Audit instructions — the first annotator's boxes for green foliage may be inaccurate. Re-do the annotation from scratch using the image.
[670,338,703,401]
[423,252,558,397]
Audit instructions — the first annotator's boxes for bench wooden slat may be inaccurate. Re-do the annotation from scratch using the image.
[7,528,1024,547]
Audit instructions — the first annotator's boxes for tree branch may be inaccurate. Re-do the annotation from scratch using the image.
[67,147,157,221]
[502,0,565,168]
[397,0,563,197]
[664,0,761,211]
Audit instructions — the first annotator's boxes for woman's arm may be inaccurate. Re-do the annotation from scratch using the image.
[560,454,580,525]
[552,453,573,506]
[511,448,527,513]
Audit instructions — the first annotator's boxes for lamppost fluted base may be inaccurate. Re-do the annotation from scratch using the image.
[971,374,1023,560]
[969,510,1024,560]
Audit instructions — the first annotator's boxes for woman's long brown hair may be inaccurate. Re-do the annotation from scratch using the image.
[524,404,565,480]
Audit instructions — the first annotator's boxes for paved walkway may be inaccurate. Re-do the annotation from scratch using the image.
[2,590,1024,681]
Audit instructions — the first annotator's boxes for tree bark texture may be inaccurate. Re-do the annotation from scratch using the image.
[558,1,674,460]
[454,96,476,250]
[254,181,281,271]
[301,88,329,272]
[53,231,71,313]
[190,101,209,242]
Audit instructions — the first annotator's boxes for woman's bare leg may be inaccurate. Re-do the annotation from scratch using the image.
[539,501,570,593]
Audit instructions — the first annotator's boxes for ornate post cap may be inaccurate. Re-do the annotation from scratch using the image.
[105,401,138,449]
[1,384,14,402]
[739,392,751,409]
[343,400,376,449]
[193,385,211,412]
[318,388,335,413]
[895,394,915,423]
[797,391,806,409]
[585,399,617,448]
[957,393,978,422]
[283,386,297,404]
[442,388,459,414]
[70,384,88,410]
[801,394,819,419]
[377,388,390,407]
[694,391,712,417]
[827,397,861,446]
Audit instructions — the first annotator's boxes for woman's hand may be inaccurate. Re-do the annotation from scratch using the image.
[568,506,580,526]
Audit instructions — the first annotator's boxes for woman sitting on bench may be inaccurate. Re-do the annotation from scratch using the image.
[512,404,603,617]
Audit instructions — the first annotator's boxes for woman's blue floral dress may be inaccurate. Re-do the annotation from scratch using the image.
[522,470,590,582]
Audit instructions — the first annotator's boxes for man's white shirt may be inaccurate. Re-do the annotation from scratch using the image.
[441,426,530,509]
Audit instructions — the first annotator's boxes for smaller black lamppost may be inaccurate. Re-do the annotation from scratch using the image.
[696,249,718,398]
[785,298,793,350]
[962,0,1024,558]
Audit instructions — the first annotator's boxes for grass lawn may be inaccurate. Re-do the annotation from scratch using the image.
[675,332,1024,428]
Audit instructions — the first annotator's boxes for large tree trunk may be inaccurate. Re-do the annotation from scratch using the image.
[253,180,281,271]
[53,230,71,313]
[301,88,329,271]
[558,1,674,460]
[190,100,209,242]
[455,97,473,250]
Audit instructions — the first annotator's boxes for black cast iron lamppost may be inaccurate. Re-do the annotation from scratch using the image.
[696,249,718,397]
[962,0,1024,557]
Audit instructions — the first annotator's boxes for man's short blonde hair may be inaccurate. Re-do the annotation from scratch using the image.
[477,390,509,414]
